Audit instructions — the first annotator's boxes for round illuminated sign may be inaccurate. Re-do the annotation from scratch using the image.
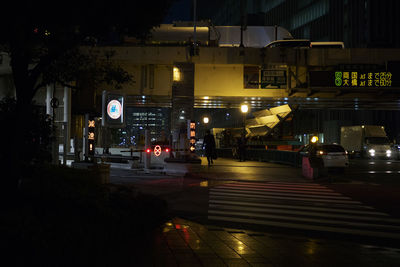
[107,100,122,119]
[154,145,162,157]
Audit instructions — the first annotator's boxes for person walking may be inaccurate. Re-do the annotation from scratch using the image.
[237,133,247,162]
[203,129,216,166]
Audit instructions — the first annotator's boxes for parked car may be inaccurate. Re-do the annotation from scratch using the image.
[391,144,400,160]
[299,143,349,172]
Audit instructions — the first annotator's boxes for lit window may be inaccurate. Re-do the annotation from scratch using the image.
[173,67,181,81]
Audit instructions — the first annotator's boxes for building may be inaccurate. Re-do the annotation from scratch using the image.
[2,23,400,157]
[201,0,400,48]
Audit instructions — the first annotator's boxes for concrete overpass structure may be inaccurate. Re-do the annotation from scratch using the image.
[2,45,400,157]
[95,46,400,111]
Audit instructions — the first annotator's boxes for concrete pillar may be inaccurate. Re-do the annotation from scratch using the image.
[46,85,52,115]
[171,62,194,158]
[63,87,71,152]
[62,87,71,165]
[144,129,151,173]
[84,113,89,161]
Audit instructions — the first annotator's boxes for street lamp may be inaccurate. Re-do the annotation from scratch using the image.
[240,104,249,135]
[203,116,209,124]
[240,104,249,113]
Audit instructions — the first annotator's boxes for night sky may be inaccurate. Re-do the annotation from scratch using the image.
[163,0,192,23]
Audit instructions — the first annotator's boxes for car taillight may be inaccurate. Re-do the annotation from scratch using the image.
[165,148,169,152]
[316,150,327,156]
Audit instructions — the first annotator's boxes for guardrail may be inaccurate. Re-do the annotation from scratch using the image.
[215,148,302,167]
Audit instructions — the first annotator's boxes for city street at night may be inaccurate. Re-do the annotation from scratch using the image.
[109,156,400,265]
[3,0,400,266]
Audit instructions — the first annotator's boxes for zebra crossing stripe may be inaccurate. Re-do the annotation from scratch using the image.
[214,184,342,196]
[208,209,400,231]
[209,204,400,223]
[209,199,388,216]
[223,182,336,192]
[207,215,400,240]
[209,191,362,204]
[210,188,355,201]
[233,182,331,190]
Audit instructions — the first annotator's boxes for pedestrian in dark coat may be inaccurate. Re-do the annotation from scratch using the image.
[237,133,247,162]
[203,130,216,166]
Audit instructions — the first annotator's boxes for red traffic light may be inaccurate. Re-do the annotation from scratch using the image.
[146,148,151,153]
[165,148,169,152]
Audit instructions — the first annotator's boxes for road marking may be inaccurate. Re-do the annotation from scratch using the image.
[210,191,361,204]
[208,181,400,240]
[214,184,343,196]
[210,187,351,199]
[209,199,388,216]
[209,204,400,223]
[208,215,400,240]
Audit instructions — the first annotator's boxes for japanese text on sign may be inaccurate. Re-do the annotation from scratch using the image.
[88,120,95,155]
[335,71,392,87]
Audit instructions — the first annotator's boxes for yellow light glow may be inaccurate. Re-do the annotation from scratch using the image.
[203,117,209,124]
[200,181,208,187]
[173,67,181,81]
[241,104,249,113]
[310,136,318,143]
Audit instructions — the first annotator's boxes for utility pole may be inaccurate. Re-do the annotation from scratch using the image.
[240,0,247,56]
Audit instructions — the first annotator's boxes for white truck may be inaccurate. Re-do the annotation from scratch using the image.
[340,125,393,158]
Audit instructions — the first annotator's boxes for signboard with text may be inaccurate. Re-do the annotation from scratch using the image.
[187,120,196,152]
[88,119,95,156]
[261,69,287,88]
[310,68,399,88]
[334,71,392,87]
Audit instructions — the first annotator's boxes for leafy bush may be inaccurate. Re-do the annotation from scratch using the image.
[0,97,53,165]
[1,164,169,266]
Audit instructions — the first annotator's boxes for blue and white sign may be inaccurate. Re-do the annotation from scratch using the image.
[107,100,122,119]
[102,91,125,127]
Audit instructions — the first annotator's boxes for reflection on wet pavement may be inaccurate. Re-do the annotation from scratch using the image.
[149,217,400,266]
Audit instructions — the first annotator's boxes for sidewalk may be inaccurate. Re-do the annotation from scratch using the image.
[147,217,400,266]
[185,157,307,183]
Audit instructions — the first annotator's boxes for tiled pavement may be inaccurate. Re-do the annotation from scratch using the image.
[149,217,400,267]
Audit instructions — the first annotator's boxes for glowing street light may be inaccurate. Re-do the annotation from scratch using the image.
[203,116,209,124]
[240,104,249,113]
[240,104,249,136]
[310,135,319,144]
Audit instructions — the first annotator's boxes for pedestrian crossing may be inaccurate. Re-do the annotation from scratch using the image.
[208,181,400,240]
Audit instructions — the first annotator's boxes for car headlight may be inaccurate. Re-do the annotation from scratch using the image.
[386,150,392,157]
[369,149,375,156]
